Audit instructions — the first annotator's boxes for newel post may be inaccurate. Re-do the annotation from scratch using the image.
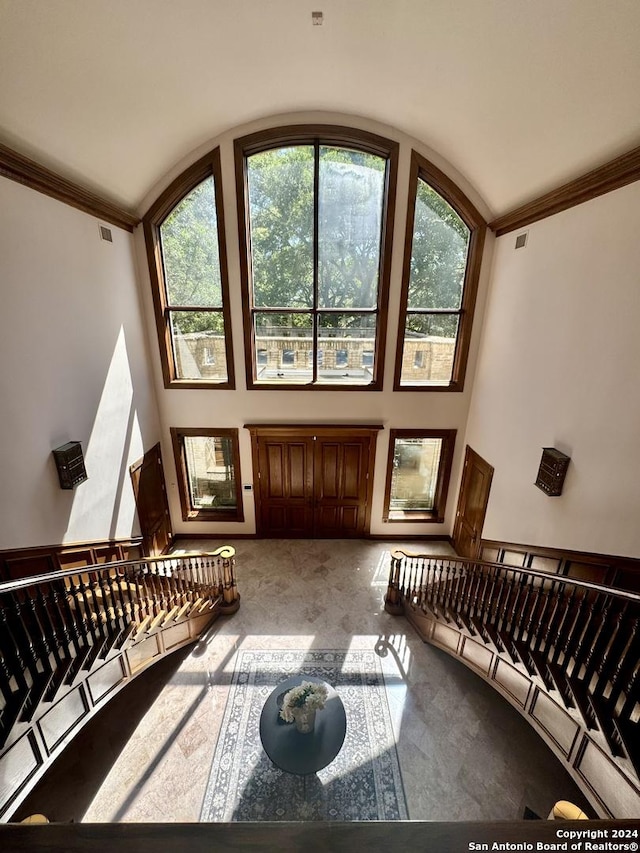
[217,546,240,614]
[384,552,404,615]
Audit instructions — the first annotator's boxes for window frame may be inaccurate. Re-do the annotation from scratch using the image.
[170,427,243,522]
[143,148,235,389]
[234,125,399,391]
[383,428,456,523]
[394,150,486,392]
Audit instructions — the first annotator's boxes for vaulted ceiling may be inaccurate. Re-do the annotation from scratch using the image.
[1,0,639,217]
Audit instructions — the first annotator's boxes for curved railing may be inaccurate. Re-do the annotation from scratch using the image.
[385,550,640,818]
[0,548,239,820]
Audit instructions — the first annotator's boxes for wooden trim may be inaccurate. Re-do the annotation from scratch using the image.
[489,145,640,236]
[142,148,235,390]
[382,429,456,523]
[393,150,487,393]
[170,427,244,523]
[0,537,143,582]
[480,537,640,591]
[0,142,138,232]
[244,423,384,433]
[234,125,398,392]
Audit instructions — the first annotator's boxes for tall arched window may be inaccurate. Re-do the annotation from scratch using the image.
[394,151,486,391]
[143,149,234,388]
[235,126,398,390]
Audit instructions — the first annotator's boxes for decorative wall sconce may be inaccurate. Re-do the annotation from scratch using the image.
[52,441,88,489]
[535,447,570,496]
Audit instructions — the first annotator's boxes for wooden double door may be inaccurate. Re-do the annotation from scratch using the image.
[248,425,381,538]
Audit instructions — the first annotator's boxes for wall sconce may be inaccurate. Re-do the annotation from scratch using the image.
[535,447,570,496]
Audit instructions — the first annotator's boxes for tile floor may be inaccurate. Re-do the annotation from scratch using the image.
[15,539,591,823]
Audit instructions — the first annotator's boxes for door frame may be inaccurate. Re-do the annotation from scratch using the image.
[130,442,173,557]
[246,424,383,538]
[452,445,494,558]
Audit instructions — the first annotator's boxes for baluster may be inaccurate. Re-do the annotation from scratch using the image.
[50,579,77,658]
[578,595,613,684]
[604,615,639,708]
[0,601,31,695]
[87,572,107,639]
[530,580,554,655]
[35,586,64,669]
[591,603,629,699]
[550,585,578,668]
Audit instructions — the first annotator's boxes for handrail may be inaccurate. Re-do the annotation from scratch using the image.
[0,546,236,594]
[389,549,640,603]
[386,548,640,805]
[0,545,240,821]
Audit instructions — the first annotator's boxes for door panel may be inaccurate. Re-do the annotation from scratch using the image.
[314,437,370,538]
[257,437,314,537]
[453,446,494,559]
[130,443,172,557]
[251,428,378,538]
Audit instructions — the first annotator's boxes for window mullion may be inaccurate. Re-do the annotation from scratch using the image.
[312,140,320,384]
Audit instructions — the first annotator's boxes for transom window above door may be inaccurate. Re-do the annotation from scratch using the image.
[235,126,398,390]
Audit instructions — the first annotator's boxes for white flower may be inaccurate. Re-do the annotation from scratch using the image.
[279,680,328,723]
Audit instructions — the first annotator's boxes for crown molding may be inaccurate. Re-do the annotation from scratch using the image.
[0,142,139,232]
[489,145,640,236]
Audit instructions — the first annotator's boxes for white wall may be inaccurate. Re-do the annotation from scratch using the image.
[0,177,160,550]
[464,181,640,557]
[136,111,495,538]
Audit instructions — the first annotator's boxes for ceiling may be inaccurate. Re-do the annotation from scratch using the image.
[1,0,639,218]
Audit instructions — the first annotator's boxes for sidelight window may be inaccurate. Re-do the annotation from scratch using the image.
[171,428,243,521]
[383,429,456,522]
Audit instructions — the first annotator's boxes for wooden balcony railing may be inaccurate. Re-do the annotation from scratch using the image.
[385,550,640,818]
[0,547,238,820]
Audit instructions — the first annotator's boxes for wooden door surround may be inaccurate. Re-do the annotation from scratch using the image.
[452,445,494,558]
[246,425,382,538]
[130,443,173,557]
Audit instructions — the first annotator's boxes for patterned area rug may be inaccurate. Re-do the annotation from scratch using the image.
[200,649,408,821]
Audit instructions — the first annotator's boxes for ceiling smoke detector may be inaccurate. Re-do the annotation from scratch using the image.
[312,11,323,25]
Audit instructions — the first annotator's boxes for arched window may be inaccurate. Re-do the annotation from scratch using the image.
[394,151,486,391]
[235,126,398,390]
[143,149,234,388]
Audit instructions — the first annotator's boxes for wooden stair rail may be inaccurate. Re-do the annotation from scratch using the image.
[385,550,640,818]
[0,547,238,821]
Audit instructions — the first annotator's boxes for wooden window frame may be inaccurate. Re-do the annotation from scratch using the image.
[143,148,235,389]
[394,150,487,392]
[170,427,243,522]
[383,428,456,523]
[234,125,399,391]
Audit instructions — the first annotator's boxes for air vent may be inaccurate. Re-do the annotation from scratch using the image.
[515,232,528,250]
[99,225,113,243]
[312,11,323,25]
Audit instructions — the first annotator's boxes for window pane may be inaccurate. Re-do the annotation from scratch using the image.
[160,177,222,308]
[399,314,459,385]
[390,437,443,513]
[247,146,314,308]
[170,311,228,382]
[317,313,376,384]
[318,147,385,310]
[183,436,237,512]
[408,180,470,311]
[254,312,313,383]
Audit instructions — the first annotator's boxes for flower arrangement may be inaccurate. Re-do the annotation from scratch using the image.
[279,680,328,723]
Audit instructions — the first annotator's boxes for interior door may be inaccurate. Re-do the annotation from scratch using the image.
[130,443,173,556]
[452,446,494,558]
[256,435,314,538]
[250,426,379,538]
[314,436,372,538]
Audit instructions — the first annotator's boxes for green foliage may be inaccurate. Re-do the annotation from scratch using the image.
[160,177,222,333]
[408,181,469,312]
